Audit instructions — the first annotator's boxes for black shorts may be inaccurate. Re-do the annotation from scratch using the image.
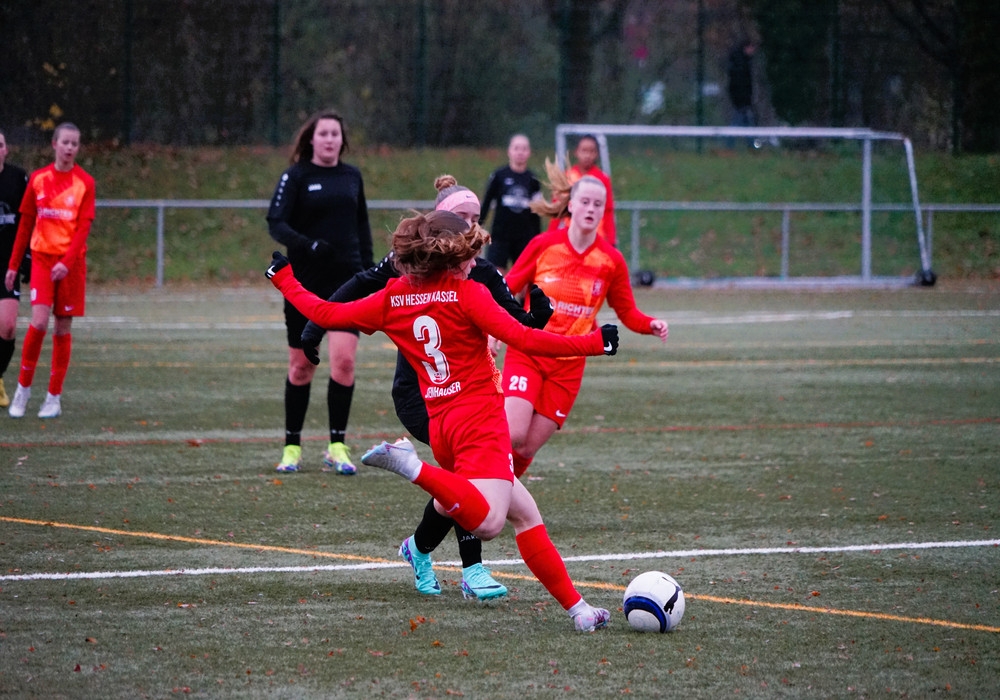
[0,274,21,302]
[485,233,533,269]
[283,298,359,348]
[391,353,430,446]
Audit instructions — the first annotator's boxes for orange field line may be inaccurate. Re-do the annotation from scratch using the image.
[3,516,996,634]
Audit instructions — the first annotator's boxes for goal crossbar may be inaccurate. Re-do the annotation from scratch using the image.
[555,124,934,285]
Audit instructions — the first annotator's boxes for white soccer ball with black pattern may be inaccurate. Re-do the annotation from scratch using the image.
[622,571,685,633]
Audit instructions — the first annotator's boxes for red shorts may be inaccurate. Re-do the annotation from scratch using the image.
[30,251,86,317]
[429,392,514,482]
[501,348,585,429]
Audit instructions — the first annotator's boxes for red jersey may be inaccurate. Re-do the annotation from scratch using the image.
[8,163,96,272]
[567,164,615,245]
[505,228,654,340]
[271,265,605,418]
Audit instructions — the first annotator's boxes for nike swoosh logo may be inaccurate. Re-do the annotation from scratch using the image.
[555,410,567,418]
[541,275,560,283]
[604,342,613,352]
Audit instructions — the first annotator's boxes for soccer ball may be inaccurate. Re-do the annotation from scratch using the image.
[622,571,685,633]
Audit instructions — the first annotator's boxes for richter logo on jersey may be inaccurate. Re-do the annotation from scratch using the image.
[555,300,595,317]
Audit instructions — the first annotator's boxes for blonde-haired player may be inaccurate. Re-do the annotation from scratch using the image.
[503,175,670,478]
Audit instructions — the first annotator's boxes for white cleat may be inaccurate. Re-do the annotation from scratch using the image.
[8,384,31,418]
[38,392,62,419]
[571,602,611,633]
[360,438,421,480]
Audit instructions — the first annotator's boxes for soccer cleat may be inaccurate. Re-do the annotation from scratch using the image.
[571,603,611,633]
[399,535,441,595]
[322,441,356,475]
[0,379,8,408]
[37,392,62,419]
[8,384,30,418]
[275,444,302,472]
[360,438,421,481]
[461,563,508,600]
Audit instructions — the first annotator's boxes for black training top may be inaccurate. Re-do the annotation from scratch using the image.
[0,163,28,267]
[267,160,373,296]
[480,165,541,243]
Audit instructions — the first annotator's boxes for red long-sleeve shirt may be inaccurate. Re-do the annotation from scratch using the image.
[271,265,605,416]
[7,163,95,273]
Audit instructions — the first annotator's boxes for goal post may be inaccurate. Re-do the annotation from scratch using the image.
[554,124,935,286]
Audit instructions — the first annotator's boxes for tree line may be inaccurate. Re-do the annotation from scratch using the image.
[1,0,996,152]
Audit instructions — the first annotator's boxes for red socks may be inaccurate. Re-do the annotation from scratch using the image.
[17,325,46,388]
[516,524,582,610]
[16,328,72,394]
[513,450,533,479]
[412,465,491,534]
[49,333,72,395]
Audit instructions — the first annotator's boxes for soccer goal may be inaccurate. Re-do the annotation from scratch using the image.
[555,124,935,287]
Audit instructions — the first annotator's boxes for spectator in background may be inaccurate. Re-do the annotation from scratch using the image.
[479,134,542,271]
[565,136,616,246]
[0,129,29,408]
[266,109,374,474]
[5,122,96,419]
[728,38,757,144]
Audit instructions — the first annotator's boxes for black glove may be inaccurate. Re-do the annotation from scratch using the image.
[265,251,289,279]
[600,324,619,356]
[302,342,320,366]
[309,239,333,258]
[300,321,325,366]
[526,284,554,328]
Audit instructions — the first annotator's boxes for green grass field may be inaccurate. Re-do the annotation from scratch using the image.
[2,281,998,698]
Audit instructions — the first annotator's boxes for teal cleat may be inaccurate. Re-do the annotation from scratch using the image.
[398,535,441,595]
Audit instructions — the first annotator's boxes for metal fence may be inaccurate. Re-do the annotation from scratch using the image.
[97,199,1000,287]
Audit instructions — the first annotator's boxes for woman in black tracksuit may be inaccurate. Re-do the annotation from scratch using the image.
[267,109,373,474]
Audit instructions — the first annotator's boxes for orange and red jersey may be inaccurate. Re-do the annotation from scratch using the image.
[7,163,95,273]
[270,265,605,419]
[567,164,616,245]
[505,228,654,341]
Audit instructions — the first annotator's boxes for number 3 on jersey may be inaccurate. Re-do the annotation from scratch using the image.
[414,315,450,384]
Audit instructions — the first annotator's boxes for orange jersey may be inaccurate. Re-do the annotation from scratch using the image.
[9,163,95,272]
[505,228,654,339]
[567,164,615,245]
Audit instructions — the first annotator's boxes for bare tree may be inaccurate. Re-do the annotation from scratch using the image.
[880,0,1000,152]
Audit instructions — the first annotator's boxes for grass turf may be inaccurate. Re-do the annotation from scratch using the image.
[1,282,998,698]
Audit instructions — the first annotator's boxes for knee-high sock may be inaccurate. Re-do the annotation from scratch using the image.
[413,498,455,554]
[515,524,582,610]
[513,450,533,479]
[412,465,490,534]
[48,333,72,395]
[326,377,353,444]
[0,336,15,377]
[17,325,46,388]
[284,378,310,446]
[455,524,483,568]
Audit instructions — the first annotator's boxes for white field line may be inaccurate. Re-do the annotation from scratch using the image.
[2,538,997,582]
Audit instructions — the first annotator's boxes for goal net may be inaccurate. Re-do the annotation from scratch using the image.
[554,124,935,287]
